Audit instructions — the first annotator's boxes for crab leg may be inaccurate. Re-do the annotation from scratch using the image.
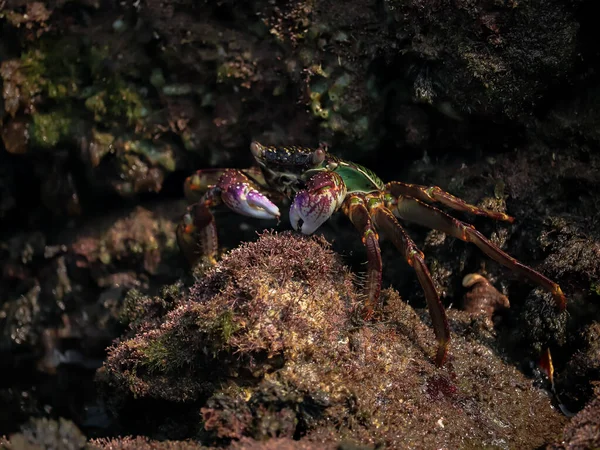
[392,197,566,310]
[177,190,221,266]
[177,169,281,267]
[342,195,383,321]
[370,201,450,366]
[386,181,514,223]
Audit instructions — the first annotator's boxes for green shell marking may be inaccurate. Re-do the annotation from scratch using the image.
[334,160,385,193]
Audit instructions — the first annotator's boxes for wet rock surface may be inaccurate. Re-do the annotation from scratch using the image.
[1,0,600,448]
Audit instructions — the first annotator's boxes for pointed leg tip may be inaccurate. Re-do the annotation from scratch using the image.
[540,347,555,386]
[493,212,515,223]
[554,287,567,311]
[435,348,448,367]
[435,339,450,367]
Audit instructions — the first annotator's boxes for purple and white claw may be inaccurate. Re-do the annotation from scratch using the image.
[217,169,280,220]
[289,172,347,235]
[221,183,280,220]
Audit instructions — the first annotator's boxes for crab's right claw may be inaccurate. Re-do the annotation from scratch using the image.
[289,171,347,235]
[219,170,280,220]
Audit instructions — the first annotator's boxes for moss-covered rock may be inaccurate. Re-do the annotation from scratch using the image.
[98,231,357,403]
[98,231,567,448]
[71,205,180,280]
[548,386,600,450]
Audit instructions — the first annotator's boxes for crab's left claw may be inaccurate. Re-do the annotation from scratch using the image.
[290,172,347,235]
[222,183,281,220]
[219,170,281,220]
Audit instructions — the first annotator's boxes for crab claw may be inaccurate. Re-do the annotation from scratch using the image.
[219,170,280,220]
[290,171,347,235]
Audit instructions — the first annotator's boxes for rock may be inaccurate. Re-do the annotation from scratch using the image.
[98,231,567,448]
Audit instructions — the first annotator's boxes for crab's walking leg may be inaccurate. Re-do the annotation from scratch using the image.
[393,197,566,310]
[177,169,280,267]
[386,181,514,223]
[177,190,221,266]
[370,202,450,366]
[342,195,383,321]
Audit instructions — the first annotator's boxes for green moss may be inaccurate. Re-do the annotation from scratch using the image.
[125,140,176,172]
[15,38,150,127]
[30,112,72,148]
[18,39,82,101]
[218,310,240,345]
[17,50,46,99]
[160,282,184,301]
[309,85,330,120]
[108,86,148,124]
[142,337,172,372]
[47,83,69,99]
[328,73,351,103]
[119,289,148,324]
[85,92,108,121]
[81,81,149,126]
[89,129,116,166]
[304,64,373,141]
[82,83,149,126]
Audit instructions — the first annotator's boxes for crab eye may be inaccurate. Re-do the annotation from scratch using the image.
[312,147,326,164]
[250,141,265,159]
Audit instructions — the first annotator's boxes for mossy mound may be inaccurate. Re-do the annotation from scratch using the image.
[99,231,357,402]
[98,231,566,448]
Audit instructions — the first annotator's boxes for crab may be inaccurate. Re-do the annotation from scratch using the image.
[177,141,567,366]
